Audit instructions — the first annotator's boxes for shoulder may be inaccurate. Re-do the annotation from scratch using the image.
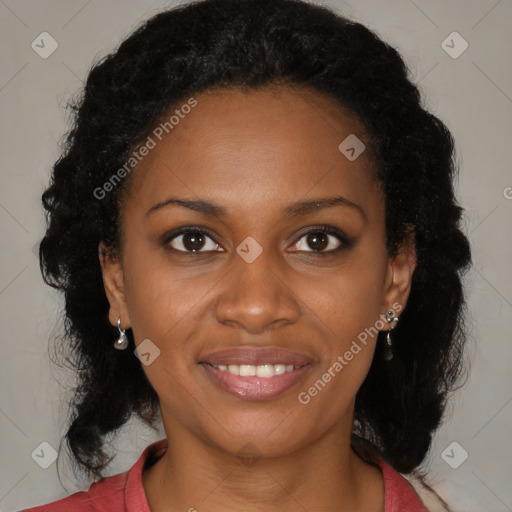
[21,439,168,512]
[21,491,93,512]
[377,457,430,512]
[21,473,127,512]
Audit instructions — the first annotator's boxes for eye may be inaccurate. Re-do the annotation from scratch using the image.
[290,225,352,253]
[165,227,225,253]
[163,225,353,255]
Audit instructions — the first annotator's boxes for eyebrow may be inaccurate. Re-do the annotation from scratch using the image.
[146,195,366,222]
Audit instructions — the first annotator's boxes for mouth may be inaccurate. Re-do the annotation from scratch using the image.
[199,346,314,400]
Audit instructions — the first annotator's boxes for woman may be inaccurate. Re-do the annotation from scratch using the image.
[24,0,471,510]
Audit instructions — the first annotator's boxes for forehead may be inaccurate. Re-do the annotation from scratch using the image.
[123,85,381,220]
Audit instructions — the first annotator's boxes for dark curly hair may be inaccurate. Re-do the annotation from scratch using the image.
[39,0,471,502]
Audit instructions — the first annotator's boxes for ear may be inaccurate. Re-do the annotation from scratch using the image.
[381,227,417,318]
[98,242,131,329]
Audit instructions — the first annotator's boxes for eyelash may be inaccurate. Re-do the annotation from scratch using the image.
[162,224,354,255]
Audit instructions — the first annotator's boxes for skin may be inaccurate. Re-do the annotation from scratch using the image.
[100,85,416,512]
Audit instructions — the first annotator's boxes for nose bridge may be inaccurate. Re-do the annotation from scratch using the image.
[214,239,301,333]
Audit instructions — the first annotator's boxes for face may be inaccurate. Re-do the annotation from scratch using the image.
[101,85,416,458]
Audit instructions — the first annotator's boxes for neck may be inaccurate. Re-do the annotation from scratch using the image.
[142,417,384,512]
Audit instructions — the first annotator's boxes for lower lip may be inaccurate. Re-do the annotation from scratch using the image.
[200,363,312,400]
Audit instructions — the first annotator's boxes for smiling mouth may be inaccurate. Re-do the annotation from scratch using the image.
[208,362,301,378]
[200,362,312,400]
[198,345,314,400]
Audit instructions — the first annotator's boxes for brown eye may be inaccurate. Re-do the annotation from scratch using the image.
[290,225,353,254]
[167,229,224,253]
[305,232,330,251]
[293,231,341,253]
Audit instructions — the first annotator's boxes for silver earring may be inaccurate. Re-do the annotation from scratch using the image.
[114,318,129,350]
[383,309,399,361]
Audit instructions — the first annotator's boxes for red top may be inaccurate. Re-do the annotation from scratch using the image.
[23,438,428,511]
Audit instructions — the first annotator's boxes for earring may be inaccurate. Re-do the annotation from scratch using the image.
[114,318,129,350]
[383,309,399,361]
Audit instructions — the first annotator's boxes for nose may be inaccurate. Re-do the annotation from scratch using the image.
[214,247,301,334]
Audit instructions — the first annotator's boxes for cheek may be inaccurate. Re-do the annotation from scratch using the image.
[121,241,223,378]
[121,239,200,336]
[300,248,387,395]
[309,253,387,343]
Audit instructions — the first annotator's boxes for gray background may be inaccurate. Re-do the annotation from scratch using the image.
[1,0,511,511]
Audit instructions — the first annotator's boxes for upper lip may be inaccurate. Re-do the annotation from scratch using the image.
[199,346,314,367]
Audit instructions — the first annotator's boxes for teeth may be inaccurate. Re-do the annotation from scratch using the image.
[274,364,286,375]
[228,364,240,375]
[239,364,256,377]
[214,363,298,378]
[257,364,275,378]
